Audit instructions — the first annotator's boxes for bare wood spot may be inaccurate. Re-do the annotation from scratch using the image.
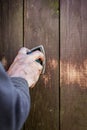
[60,60,87,88]
[42,59,58,87]
[42,72,51,87]
[48,59,58,70]
[1,57,7,68]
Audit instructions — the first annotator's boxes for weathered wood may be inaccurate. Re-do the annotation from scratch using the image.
[60,0,87,130]
[0,0,23,69]
[0,0,24,129]
[24,0,59,130]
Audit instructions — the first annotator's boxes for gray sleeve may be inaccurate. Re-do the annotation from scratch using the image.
[0,63,30,130]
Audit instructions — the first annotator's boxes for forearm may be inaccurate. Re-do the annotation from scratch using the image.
[11,77,30,129]
[0,63,30,130]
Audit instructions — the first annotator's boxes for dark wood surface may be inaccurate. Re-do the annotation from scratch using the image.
[0,0,24,130]
[0,0,23,69]
[0,0,59,130]
[24,0,59,130]
[1,0,87,130]
[60,0,87,130]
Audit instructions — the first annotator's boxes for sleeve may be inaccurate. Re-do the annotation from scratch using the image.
[0,63,30,130]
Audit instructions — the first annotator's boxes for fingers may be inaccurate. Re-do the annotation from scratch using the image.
[25,61,43,75]
[8,47,44,89]
[15,47,44,74]
[18,47,45,64]
[26,50,45,62]
[18,47,30,54]
[28,62,42,88]
[33,61,43,74]
[14,47,30,62]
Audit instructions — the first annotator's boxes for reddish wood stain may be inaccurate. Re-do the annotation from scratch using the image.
[60,60,87,88]
[42,72,51,87]
[42,59,58,87]
[48,59,58,70]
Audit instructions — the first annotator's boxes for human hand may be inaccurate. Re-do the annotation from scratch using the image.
[7,47,44,88]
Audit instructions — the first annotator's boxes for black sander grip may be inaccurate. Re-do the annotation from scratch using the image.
[27,45,46,74]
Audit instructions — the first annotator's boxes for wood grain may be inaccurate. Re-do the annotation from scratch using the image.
[60,0,87,130]
[0,0,24,130]
[0,0,23,69]
[24,0,59,130]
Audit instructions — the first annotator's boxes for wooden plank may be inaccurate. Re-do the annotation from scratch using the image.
[24,0,59,130]
[0,0,23,69]
[60,0,87,130]
[0,0,24,130]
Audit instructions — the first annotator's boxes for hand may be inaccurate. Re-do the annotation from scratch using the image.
[7,47,44,88]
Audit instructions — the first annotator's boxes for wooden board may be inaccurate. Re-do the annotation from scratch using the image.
[24,0,59,130]
[0,0,23,69]
[0,0,24,130]
[60,0,87,130]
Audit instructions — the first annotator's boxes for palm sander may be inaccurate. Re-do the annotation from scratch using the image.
[27,45,46,74]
